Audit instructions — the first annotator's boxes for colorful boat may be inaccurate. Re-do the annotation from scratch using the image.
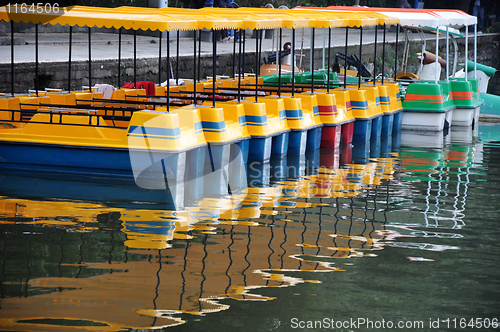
[0,6,223,196]
[0,97,206,185]
[308,6,486,131]
[5,4,489,183]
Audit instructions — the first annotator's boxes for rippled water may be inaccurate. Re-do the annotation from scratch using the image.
[1,124,500,332]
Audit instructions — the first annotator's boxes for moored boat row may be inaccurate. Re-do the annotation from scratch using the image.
[0,4,492,194]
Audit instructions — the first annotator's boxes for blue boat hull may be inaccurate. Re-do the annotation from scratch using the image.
[393,110,403,133]
[0,142,186,183]
[306,127,322,151]
[232,139,250,164]
[353,119,372,142]
[381,113,394,136]
[371,116,383,138]
[288,130,307,155]
[248,137,272,161]
[271,132,289,158]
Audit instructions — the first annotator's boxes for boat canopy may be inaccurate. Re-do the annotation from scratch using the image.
[281,9,348,29]
[234,8,380,29]
[324,6,447,28]
[158,8,243,30]
[236,8,326,29]
[199,8,282,30]
[427,10,477,28]
[293,8,384,28]
[0,5,197,31]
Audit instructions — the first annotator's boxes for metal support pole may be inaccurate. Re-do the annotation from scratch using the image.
[133,29,137,88]
[344,26,348,89]
[322,27,326,71]
[118,28,121,87]
[159,30,162,85]
[292,28,295,97]
[198,31,202,82]
[465,26,469,82]
[238,29,242,102]
[474,24,477,78]
[88,26,91,89]
[35,24,39,96]
[212,29,216,107]
[193,31,197,105]
[358,26,362,89]
[278,28,282,96]
[166,30,170,111]
[395,24,399,81]
[232,30,237,78]
[259,29,263,76]
[382,24,386,85]
[311,28,315,94]
[435,26,439,84]
[255,31,259,102]
[327,27,331,93]
[373,24,377,85]
[176,30,180,85]
[10,21,14,96]
[446,26,449,81]
[68,26,72,92]
[242,32,246,76]
[310,28,313,74]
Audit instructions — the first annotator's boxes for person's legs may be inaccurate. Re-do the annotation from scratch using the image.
[478,6,484,29]
[221,29,229,42]
[472,4,483,29]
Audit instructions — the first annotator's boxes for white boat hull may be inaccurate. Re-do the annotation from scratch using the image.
[401,109,453,132]
[451,106,480,127]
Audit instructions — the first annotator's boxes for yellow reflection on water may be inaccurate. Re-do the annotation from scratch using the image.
[0,154,401,331]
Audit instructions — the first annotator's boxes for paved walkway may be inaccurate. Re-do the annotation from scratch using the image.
[0,27,439,64]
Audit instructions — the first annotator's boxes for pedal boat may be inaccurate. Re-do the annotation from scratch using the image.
[0,97,207,186]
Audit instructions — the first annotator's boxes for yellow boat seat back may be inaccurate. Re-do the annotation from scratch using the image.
[0,96,21,111]
[313,92,342,126]
[166,85,181,98]
[245,96,290,134]
[356,85,383,118]
[213,101,251,141]
[21,113,102,139]
[155,86,166,97]
[384,82,403,113]
[297,92,323,127]
[0,96,21,122]
[228,100,280,138]
[279,93,316,131]
[167,105,207,149]
[374,85,391,114]
[196,104,234,144]
[19,95,49,111]
[74,91,104,106]
[345,88,370,119]
[47,92,77,106]
[181,81,205,95]
[127,109,187,152]
[330,89,355,124]
[111,89,126,100]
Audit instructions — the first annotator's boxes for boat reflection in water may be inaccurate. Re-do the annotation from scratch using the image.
[0,128,480,331]
[394,125,478,245]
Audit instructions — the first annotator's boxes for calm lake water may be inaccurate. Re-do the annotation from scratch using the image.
[1,124,500,332]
